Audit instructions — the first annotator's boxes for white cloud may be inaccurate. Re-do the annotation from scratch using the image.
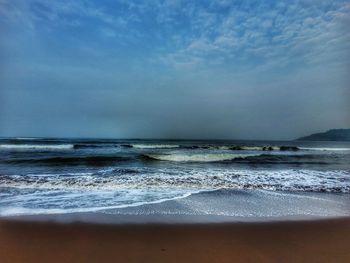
[156,0,350,73]
[1,0,349,73]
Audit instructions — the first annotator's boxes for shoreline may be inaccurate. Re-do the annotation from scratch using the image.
[1,190,350,262]
[3,211,350,225]
[2,189,349,223]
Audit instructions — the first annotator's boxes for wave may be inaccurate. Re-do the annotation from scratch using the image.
[144,153,261,162]
[81,143,299,152]
[0,144,74,150]
[180,145,282,151]
[3,151,348,167]
[1,168,349,216]
[128,144,180,149]
[236,146,282,151]
[0,191,196,216]
[173,145,298,151]
[1,168,349,193]
[13,137,40,140]
[73,143,118,149]
[0,142,303,152]
[300,147,350,151]
[227,153,345,164]
[4,155,131,166]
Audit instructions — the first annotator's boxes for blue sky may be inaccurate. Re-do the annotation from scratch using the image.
[0,0,349,139]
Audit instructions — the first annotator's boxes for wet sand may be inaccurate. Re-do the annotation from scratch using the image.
[1,217,350,263]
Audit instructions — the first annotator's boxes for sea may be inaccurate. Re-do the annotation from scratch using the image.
[0,138,350,217]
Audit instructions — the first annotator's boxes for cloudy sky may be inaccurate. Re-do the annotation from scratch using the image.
[0,0,349,140]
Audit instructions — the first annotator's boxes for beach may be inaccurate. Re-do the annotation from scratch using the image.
[1,138,350,262]
[1,217,350,263]
[2,0,350,260]
[1,189,350,262]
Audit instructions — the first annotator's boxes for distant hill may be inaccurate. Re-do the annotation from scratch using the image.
[296,129,350,141]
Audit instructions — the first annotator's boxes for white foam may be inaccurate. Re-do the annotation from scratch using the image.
[1,168,349,216]
[26,172,94,177]
[146,153,260,162]
[0,144,74,150]
[14,137,39,140]
[0,190,197,216]
[300,147,350,151]
[2,168,349,192]
[208,146,281,151]
[131,144,179,149]
[241,146,263,150]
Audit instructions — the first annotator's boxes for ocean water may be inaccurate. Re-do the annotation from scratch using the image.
[0,138,350,216]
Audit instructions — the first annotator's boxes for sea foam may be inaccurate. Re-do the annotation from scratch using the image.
[300,147,350,151]
[145,153,260,162]
[131,144,180,149]
[1,168,349,192]
[0,144,74,150]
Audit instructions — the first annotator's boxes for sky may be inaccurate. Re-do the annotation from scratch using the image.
[0,0,349,140]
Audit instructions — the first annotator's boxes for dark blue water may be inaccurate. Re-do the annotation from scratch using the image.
[1,138,350,216]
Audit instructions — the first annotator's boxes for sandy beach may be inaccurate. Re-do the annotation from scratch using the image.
[1,0,350,260]
[1,189,350,262]
[1,217,350,263]
[1,139,350,263]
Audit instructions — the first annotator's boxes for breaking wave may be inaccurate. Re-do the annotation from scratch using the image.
[128,144,180,149]
[144,153,261,162]
[1,167,349,216]
[1,168,349,193]
[0,144,74,151]
[300,147,350,151]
